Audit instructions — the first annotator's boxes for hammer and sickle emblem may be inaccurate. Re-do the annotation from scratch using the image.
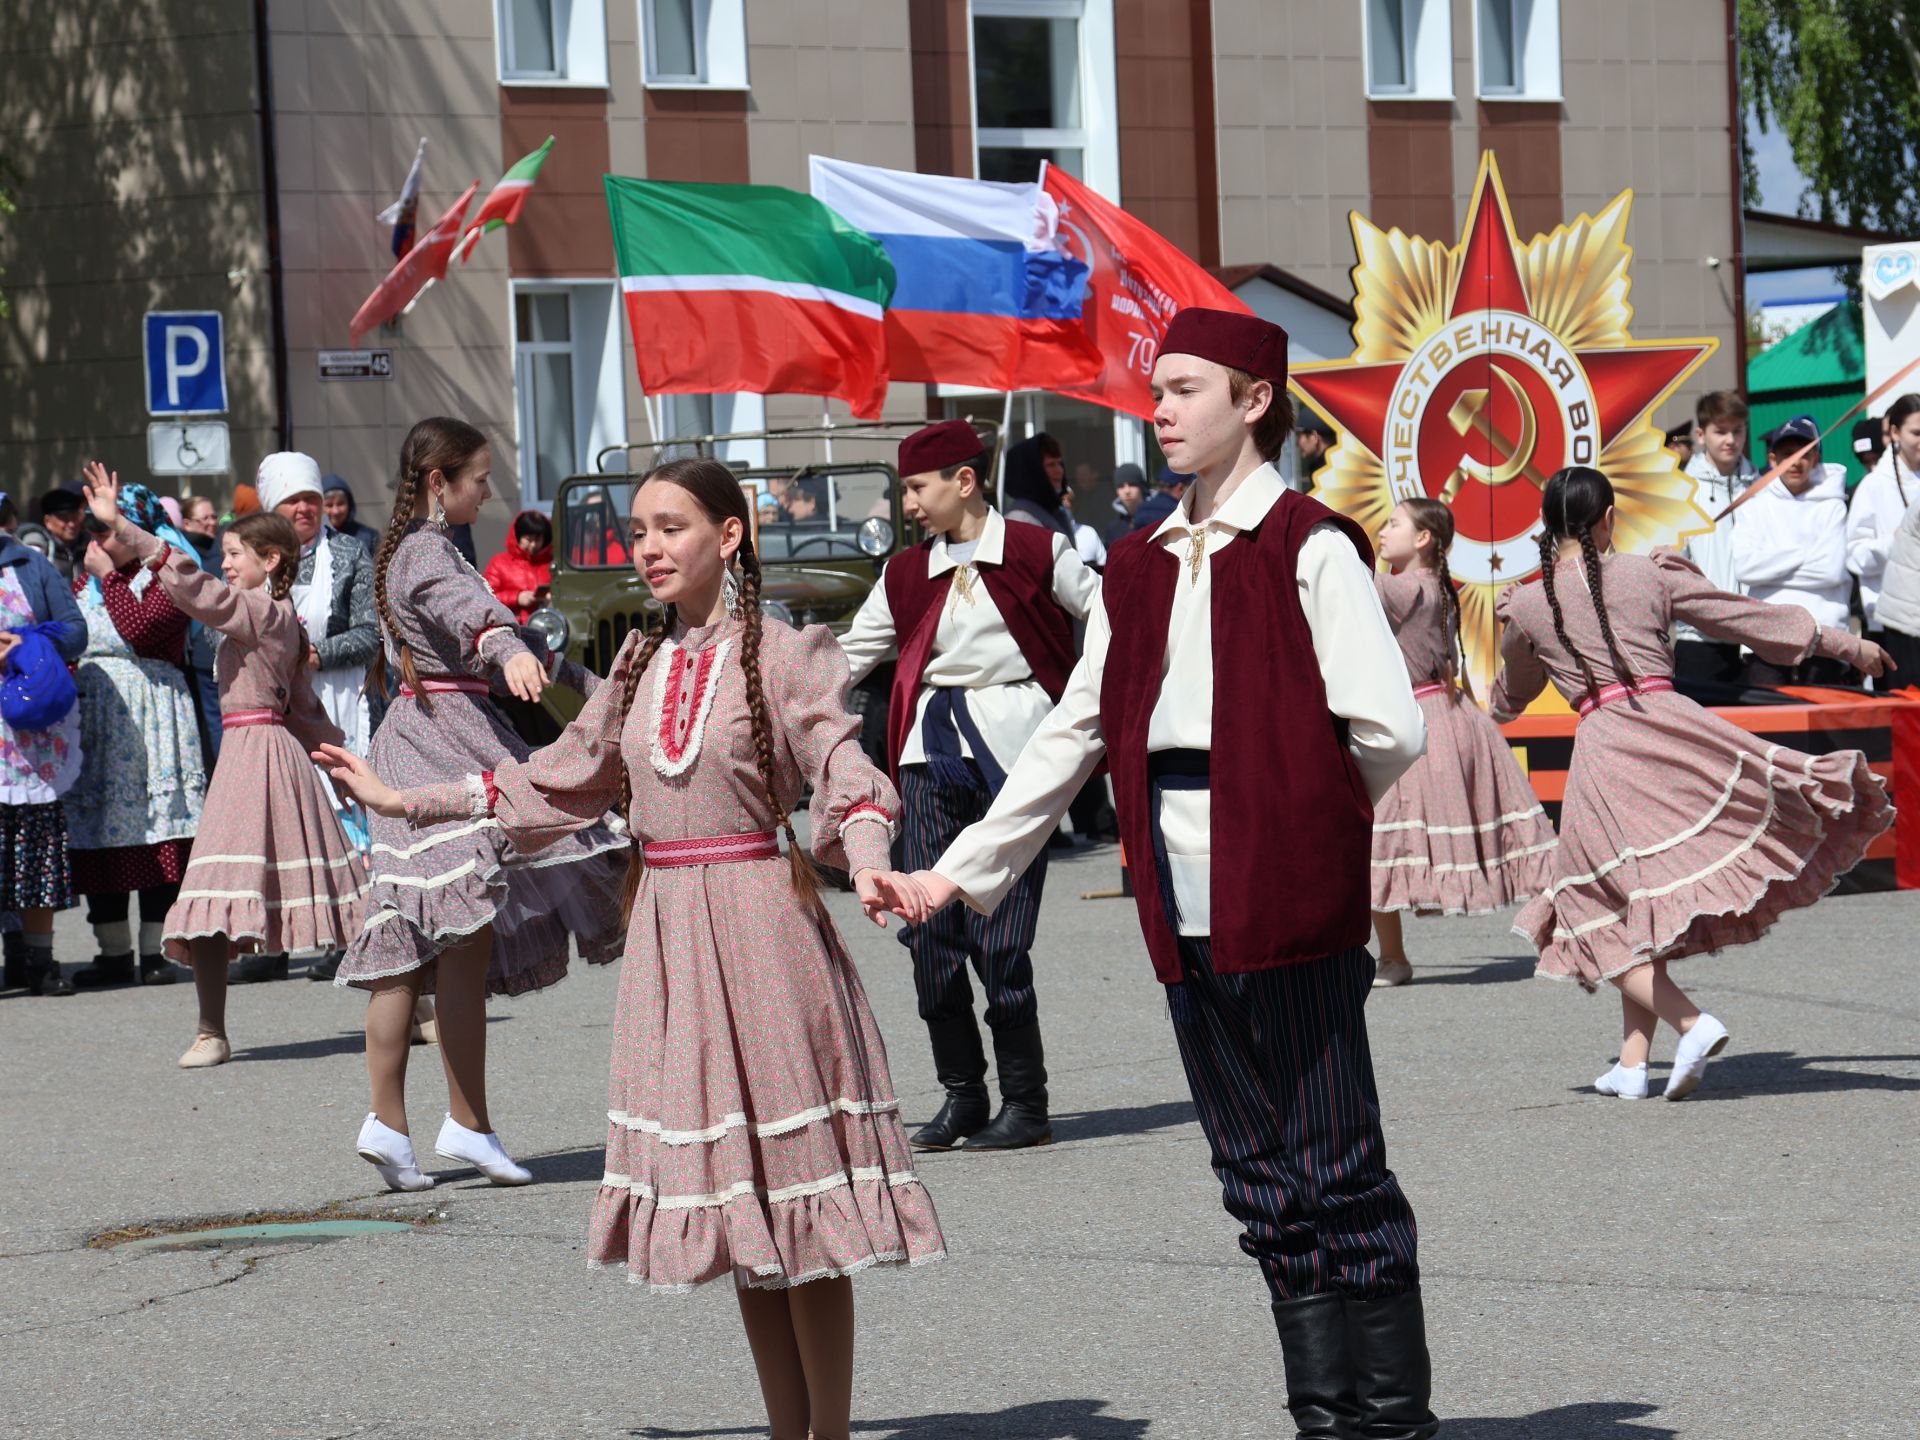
[1440,368,1548,502]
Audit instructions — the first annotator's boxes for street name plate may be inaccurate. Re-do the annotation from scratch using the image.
[317,349,394,380]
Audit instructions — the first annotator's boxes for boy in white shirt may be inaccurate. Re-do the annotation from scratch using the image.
[1676,390,1758,684]
[840,420,1098,1151]
[867,311,1436,1439]
[1734,415,1854,686]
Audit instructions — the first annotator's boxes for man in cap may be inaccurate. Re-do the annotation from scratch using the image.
[1733,416,1854,686]
[1106,462,1146,546]
[869,310,1437,1437]
[839,418,1100,1152]
[246,452,379,983]
[1131,465,1191,532]
[33,488,88,582]
[1294,409,1336,488]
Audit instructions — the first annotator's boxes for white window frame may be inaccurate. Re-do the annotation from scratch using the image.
[1362,0,1453,101]
[495,0,610,88]
[511,280,628,502]
[640,0,750,91]
[1473,0,1562,102]
[970,0,1119,200]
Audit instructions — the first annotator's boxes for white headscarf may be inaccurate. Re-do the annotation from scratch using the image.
[256,451,324,516]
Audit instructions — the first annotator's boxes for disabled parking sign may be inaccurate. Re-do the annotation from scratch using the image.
[144,311,227,415]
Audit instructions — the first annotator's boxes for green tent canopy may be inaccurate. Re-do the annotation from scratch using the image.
[1747,300,1867,486]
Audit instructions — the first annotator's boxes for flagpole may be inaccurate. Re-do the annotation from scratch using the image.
[994,390,1014,508]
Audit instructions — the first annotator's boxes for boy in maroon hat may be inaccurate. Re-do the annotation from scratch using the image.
[840,418,1099,1151]
[869,311,1437,1438]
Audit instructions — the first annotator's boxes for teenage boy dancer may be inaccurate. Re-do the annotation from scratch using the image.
[841,420,1099,1150]
[869,312,1438,1439]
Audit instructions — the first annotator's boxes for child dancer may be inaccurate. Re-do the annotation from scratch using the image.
[323,456,943,1440]
[333,417,626,1192]
[1370,498,1557,986]
[1492,466,1894,1100]
[839,419,1098,1150]
[868,310,1438,1440]
[79,465,366,1068]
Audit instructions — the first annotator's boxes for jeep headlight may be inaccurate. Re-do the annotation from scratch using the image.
[526,606,570,656]
[856,516,893,557]
[760,598,795,626]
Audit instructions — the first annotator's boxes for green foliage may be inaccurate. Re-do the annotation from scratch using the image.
[1740,0,1920,231]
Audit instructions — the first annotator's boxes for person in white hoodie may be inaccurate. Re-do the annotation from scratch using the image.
[1847,393,1920,648]
[1675,391,1759,684]
[1733,415,1854,686]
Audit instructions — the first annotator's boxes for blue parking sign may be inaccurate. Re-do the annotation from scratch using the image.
[144,311,227,415]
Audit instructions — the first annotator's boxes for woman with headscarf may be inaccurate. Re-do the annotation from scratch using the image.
[1001,434,1076,542]
[66,481,207,988]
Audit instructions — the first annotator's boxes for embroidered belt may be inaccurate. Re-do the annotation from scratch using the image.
[400,676,492,698]
[1574,676,1675,718]
[1411,680,1453,699]
[222,709,284,728]
[641,830,781,869]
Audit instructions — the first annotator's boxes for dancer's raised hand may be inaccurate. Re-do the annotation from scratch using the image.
[314,744,406,817]
[80,461,122,527]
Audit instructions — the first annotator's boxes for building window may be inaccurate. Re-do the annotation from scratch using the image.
[513,282,627,501]
[971,0,1117,195]
[1364,0,1452,100]
[1475,0,1561,100]
[497,0,610,86]
[641,0,750,89]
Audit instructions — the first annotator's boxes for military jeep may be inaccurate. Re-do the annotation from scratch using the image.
[527,422,1001,762]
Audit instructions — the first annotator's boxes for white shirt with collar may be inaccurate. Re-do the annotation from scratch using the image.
[933,462,1426,935]
[1675,449,1757,645]
[840,506,1100,776]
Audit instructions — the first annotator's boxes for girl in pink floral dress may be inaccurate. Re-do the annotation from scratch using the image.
[324,457,943,1440]
[1370,498,1557,987]
[1492,467,1894,1100]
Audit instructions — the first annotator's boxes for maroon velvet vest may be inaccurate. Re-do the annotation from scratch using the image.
[1100,488,1376,982]
[881,516,1076,778]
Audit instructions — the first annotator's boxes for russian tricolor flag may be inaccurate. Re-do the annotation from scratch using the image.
[809,156,1102,393]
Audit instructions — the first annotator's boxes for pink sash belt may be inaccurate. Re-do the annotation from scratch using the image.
[222,709,283,728]
[1574,676,1675,718]
[1411,680,1452,699]
[400,676,492,698]
[642,831,781,869]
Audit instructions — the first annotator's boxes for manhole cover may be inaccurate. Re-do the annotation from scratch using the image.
[114,1219,415,1253]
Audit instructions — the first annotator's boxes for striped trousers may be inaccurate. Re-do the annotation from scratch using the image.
[897,762,1046,1031]
[1168,935,1422,1303]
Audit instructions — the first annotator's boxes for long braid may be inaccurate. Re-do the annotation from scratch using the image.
[615,608,675,924]
[737,546,830,927]
[1432,545,1472,703]
[367,463,426,710]
[1578,526,1637,692]
[1538,527,1602,708]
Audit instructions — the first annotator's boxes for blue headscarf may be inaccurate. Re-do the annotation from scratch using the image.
[86,482,201,600]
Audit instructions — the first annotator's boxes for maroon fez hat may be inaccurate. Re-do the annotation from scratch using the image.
[1160,308,1289,387]
[899,418,985,477]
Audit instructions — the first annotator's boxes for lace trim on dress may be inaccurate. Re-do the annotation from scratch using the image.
[648,636,733,779]
[598,1164,923,1210]
[607,1097,903,1145]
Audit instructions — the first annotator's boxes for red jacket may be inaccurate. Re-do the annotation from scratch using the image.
[482,516,552,622]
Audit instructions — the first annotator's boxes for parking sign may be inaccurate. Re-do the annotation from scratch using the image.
[144,311,227,415]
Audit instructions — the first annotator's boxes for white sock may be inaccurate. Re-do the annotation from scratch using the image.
[138,922,165,956]
[92,921,132,956]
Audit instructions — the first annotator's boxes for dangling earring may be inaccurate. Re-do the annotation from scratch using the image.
[430,491,447,529]
[722,566,741,617]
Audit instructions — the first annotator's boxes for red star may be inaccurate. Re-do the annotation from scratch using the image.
[1292,163,1711,471]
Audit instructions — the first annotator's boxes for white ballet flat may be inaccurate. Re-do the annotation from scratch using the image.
[435,1115,533,1186]
[1594,1062,1649,1099]
[356,1112,436,1192]
[1664,1014,1730,1101]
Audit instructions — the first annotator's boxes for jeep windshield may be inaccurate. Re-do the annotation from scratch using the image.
[559,467,895,568]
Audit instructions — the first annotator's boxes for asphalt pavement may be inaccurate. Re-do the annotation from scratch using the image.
[2,846,1915,1439]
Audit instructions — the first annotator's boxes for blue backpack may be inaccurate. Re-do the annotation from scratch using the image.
[2,623,79,733]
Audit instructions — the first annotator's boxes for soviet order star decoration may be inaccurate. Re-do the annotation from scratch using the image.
[1291,152,1718,698]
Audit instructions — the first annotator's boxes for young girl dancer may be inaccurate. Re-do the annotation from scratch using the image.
[323,456,943,1440]
[333,417,626,1192]
[79,465,367,1068]
[1492,466,1895,1100]
[1370,498,1557,986]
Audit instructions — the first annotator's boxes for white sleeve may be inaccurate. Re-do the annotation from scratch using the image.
[1048,532,1101,620]
[1297,523,1426,804]
[933,587,1111,913]
[837,571,897,687]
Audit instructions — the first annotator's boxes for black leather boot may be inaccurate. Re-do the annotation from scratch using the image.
[139,953,177,986]
[26,953,73,996]
[908,1017,990,1150]
[72,952,137,990]
[228,951,289,984]
[1346,1290,1439,1439]
[2,931,25,990]
[968,1021,1052,1149]
[1271,1293,1362,1439]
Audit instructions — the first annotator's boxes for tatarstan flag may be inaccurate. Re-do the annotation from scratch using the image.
[604,175,896,419]
[453,135,554,264]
